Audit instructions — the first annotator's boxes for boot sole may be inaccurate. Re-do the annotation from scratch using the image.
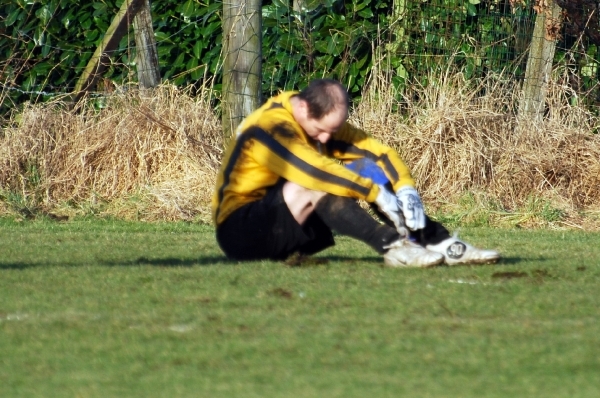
[445,257,501,266]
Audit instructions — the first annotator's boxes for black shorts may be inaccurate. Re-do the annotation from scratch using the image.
[216,181,335,261]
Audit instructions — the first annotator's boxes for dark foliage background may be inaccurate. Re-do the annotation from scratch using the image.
[0,0,598,116]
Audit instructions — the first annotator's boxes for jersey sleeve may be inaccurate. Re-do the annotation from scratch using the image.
[324,122,416,191]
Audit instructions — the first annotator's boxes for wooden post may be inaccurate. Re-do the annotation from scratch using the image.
[133,0,160,89]
[222,0,262,138]
[518,0,563,122]
[72,0,145,103]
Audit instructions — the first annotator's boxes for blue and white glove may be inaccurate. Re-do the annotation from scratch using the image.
[374,185,408,236]
[396,186,426,231]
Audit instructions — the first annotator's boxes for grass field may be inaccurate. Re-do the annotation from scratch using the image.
[1,218,599,397]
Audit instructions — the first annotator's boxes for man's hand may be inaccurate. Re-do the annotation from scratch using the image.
[374,186,408,236]
[396,187,426,231]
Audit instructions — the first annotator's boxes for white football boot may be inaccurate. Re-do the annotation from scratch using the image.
[383,239,445,268]
[426,234,500,265]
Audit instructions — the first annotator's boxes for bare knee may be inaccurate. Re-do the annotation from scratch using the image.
[282,182,326,224]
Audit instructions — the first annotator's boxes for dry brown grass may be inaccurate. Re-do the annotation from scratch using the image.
[1,67,599,229]
[0,85,222,222]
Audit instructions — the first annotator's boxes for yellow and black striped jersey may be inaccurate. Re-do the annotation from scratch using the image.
[212,91,416,226]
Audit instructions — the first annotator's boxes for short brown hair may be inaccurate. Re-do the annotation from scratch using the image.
[297,79,349,119]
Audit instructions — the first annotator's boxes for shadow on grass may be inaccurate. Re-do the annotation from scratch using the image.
[497,256,535,265]
[119,256,236,267]
[0,255,534,270]
[282,255,535,268]
[0,255,235,269]
[0,255,382,269]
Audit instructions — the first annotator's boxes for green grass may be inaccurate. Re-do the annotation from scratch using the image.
[1,218,599,397]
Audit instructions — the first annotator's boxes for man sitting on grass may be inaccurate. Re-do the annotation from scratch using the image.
[212,79,499,267]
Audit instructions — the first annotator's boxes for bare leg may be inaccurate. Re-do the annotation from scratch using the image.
[281,181,326,225]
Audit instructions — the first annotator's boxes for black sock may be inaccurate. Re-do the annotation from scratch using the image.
[411,216,452,246]
[313,194,400,254]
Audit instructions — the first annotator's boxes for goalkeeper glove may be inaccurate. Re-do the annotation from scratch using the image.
[396,186,426,231]
[374,185,408,236]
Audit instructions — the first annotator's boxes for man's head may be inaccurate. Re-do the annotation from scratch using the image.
[292,79,349,144]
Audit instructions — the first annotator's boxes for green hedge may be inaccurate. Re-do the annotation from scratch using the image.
[5,0,591,116]
[1,0,393,113]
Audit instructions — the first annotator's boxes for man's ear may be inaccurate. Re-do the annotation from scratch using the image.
[298,99,309,118]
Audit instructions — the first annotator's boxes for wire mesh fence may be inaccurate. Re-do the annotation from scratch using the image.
[1,0,598,115]
[395,0,536,81]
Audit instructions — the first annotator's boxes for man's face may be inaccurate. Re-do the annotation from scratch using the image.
[301,106,347,144]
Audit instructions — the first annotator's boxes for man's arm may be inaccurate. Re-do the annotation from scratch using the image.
[328,123,427,231]
[245,126,381,203]
[324,122,417,191]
